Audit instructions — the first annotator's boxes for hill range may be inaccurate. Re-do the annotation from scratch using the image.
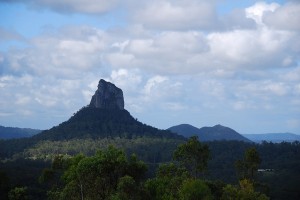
[168,124,251,142]
[0,126,41,140]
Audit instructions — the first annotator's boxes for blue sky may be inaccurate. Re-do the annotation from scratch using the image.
[0,0,299,134]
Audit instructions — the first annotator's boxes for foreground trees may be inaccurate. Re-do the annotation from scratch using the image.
[173,136,210,178]
[40,138,269,200]
[1,139,299,199]
[222,179,268,200]
[235,147,261,180]
[144,136,213,200]
[42,146,147,200]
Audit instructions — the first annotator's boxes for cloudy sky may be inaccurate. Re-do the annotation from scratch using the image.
[0,0,299,134]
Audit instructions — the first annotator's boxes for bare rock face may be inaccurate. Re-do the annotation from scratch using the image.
[89,79,124,110]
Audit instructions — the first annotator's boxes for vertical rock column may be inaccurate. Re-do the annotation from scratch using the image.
[89,79,124,110]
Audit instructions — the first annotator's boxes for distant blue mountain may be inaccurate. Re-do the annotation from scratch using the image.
[0,125,41,140]
[243,133,300,143]
[168,124,251,142]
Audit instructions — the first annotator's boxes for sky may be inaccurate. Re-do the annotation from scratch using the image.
[0,0,299,134]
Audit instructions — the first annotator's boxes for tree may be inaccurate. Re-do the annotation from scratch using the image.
[0,171,10,200]
[144,163,189,200]
[173,136,210,178]
[57,146,147,200]
[221,179,269,200]
[8,187,29,200]
[110,175,139,200]
[179,179,213,200]
[236,147,261,180]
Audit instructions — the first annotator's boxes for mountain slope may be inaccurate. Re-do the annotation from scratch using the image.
[167,124,200,138]
[168,124,251,142]
[33,107,183,141]
[0,125,41,140]
[243,133,300,143]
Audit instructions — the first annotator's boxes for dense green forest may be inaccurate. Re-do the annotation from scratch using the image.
[33,107,184,141]
[0,107,185,161]
[1,138,300,199]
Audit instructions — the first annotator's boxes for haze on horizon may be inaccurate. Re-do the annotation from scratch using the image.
[0,0,299,134]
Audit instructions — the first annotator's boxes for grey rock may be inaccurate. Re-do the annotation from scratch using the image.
[89,79,124,110]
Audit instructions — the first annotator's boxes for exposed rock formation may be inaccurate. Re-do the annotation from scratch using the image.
[89,79,124,110]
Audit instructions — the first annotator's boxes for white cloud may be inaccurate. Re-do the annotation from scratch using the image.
[2,26,108,78]
[132,0,218,30]
[280,67,300,82]
[8,0,121,14]
[15,95,31,105]
[263,3,300,31]
[220,8,256,30]
[124,75,184,111]
[207,28,298,69]
[233,101,255,111]
[245,2,280,26]
[236,80,290,100]
[293,84,300,96]
[110,68,142,93]
[163,102,187,111]
[143,75,168,98]
[125,31,208,58]
[198,80,226,100]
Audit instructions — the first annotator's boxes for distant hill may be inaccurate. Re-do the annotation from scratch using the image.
[0,125,41,140]
[168,124,251,142]
[243,133,300,143]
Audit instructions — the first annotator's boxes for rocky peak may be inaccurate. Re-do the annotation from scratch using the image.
[89,79,124,110]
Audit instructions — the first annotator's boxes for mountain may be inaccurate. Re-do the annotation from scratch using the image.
[243,133,300,143]
[168,124,251,142]
[33,79,184,141]
[167,124,201,138]
[33,107,182,141]
[0,79,184,160]
[0,125,41,140]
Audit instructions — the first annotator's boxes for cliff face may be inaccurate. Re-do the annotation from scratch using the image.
[89,79,124,110]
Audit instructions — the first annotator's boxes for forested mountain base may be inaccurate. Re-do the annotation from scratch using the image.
[1,139,300,199]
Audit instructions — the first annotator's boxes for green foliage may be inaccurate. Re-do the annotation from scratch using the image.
[205,180,226,200]
[8,187,29,200]
[39,168,55,184]
[21,137,183,163]
[110,175,139,200]
[144,163,189,200]
[179,179,213,200]
[143,137,212,200]
[33,107,184,141]
[1,139,300,199]
[53,146,147,200]
[174,136,210,177]
[236,147,261,180]
[221,179,269,200]
[156,163,189,179]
